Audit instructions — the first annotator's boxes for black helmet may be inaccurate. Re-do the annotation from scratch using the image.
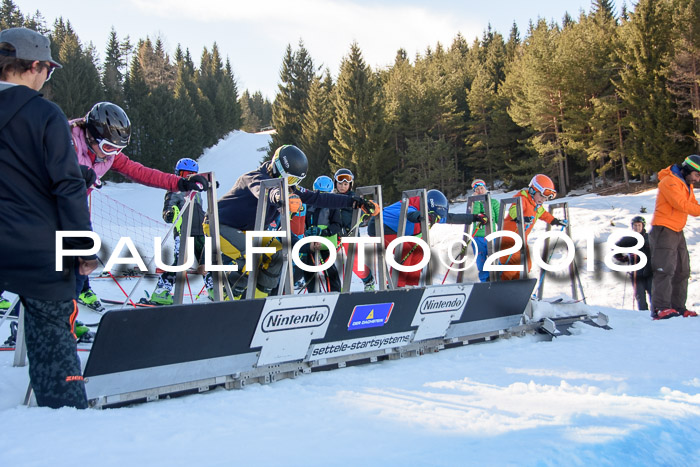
[334,168,355,190]
[681,154,700,175]
[85,102,131,147]
[271,145,307,186]
[426,189,448,221]
[630,216,646,228]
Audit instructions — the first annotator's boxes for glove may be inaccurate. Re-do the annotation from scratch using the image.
[428,212,438,226]
[551,218,569,227]
[177,174,209,192]
[288,194,302,214]
[164,207,176,223]
[515,216,534,225]
[352,196,379,216]
[79,165,96,189]
[474,213,488,227]
[613,253,629,264]
[305,226,327,237]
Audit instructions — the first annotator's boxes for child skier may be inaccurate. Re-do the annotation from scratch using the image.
[369,189,488,287]
[614,216,653,312]
[470,179,500,282]
[499,174,568,280]
[334,168,377,291]
[149,158,215,305]
[299,175,343,292]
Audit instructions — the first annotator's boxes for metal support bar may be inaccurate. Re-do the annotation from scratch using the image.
[342,185,386,292]
[247,178,293,298]
[13,302,26,367]
[173,191,197,305]
[494,197,527,281]
[455,193,495,283]
[536,202,578,301]
[392,189,430,287]
[202,172,236,302]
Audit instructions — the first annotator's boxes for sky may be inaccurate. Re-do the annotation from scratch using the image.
[12,0,621,99]
[2,129,699,466]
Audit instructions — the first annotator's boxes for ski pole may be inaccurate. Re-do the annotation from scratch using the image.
[534,224,567,291]
[194,284,207,301]
[441,236,474,285]
[106,271,140,308]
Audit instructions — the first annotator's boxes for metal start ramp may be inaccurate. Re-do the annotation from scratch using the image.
[83,279,536,408]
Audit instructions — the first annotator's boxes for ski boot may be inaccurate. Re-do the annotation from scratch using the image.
[149,287,174,306]
[206,288,230,301]
[3,321,17,347]
[362,276,376,292]
[74,321,94,343]
[78,289,106,313]
[0,296,11,310]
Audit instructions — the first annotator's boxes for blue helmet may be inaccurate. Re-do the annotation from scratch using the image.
[426,189,448,222]
[175,158,199,173]
[313,175,334,192]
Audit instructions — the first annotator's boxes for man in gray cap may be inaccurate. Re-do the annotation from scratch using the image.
[0,27,98,409]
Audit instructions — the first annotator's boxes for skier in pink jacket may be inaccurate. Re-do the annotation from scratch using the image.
[72,102,209,312]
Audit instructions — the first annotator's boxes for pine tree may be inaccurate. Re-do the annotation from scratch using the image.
[269,41,315,156]
[239,90,261,132]
[330,43,392,198]
[103,27,126,105]
[45,18,103,117]
[23,10,48,34]
[667,0,700,151]
[615,0,688,176]
[300,70,335,184]
[501,19,569,193]
[0,0,23,29]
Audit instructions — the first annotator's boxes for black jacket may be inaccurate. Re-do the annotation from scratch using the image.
[216,161,355,231]
[0,84,94,300]
[163,191,205,237]
[614,231,653,278]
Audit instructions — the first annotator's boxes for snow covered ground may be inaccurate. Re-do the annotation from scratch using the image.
[1,131,700,466]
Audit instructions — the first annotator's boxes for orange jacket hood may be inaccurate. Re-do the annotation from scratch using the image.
[652,165,700,232]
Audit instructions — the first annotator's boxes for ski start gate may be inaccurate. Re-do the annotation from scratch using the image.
[84,280,537,408]
[6,174,609,408]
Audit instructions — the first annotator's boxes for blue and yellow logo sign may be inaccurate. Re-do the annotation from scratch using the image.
[348,303,394,330]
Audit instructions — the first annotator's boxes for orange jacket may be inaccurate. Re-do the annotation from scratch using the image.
[500,189,555,248]
[652,165,700,232]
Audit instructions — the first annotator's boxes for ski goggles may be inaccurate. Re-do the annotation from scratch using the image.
[178,170,197,178]
[335,173,354,184]
[472,181,486,189]
[273,158,305,186]
[532,179,557,200]
[97,138,126,156]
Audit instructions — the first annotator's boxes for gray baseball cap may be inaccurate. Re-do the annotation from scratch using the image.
[0,27,62,68]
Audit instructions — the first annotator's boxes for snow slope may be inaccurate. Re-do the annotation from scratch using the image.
[1,130,699,466]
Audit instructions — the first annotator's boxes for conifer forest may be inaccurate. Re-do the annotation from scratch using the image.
[2,0,699,203]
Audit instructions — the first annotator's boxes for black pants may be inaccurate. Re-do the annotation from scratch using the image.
[632,273,653,311]
[22,296,87,409]
[301,244,341,292]
[650,226,690,312]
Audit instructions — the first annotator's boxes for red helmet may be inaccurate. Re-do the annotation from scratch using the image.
[529,174,556,200]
